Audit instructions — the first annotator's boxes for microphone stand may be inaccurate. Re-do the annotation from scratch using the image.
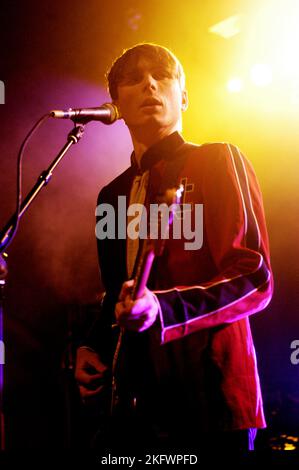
[0,120,87,449]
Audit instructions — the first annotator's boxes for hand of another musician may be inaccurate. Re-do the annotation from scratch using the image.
[75,347,109,399]
[115,279,159,332]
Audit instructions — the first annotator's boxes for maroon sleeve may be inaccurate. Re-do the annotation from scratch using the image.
[154,143,273,343]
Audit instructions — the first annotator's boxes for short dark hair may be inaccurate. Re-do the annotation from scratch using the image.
[107,43,185,100]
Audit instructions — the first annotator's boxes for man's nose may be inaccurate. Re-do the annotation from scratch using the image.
[142,73,158,90]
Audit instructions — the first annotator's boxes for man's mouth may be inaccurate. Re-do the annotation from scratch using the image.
[141,98,162,108]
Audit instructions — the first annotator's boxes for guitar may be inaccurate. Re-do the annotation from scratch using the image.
[110,185,183,415]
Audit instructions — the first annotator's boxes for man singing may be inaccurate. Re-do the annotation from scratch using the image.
[75,43,273,454]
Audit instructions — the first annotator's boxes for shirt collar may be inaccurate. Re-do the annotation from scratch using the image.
[130,131,185,173]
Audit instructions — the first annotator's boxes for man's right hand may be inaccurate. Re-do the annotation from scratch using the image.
[75,347,109,400]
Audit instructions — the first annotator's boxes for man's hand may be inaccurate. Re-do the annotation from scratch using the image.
[115,279,159,332]
[75,347,109,399]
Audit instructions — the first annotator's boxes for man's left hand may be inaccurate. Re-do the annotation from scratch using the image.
[115,279,159,332]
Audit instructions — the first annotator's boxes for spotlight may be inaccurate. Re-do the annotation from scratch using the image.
[227,78,243,93]
[250,64,272,87]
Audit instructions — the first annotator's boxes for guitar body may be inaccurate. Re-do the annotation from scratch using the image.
[90,186,184,446]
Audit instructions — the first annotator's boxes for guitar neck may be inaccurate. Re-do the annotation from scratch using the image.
[131,247,155,300]
[131,185,183,300]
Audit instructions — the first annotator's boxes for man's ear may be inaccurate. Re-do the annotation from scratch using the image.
[181,90,188,112]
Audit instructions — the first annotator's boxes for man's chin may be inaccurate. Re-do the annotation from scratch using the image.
[129,115,165,129]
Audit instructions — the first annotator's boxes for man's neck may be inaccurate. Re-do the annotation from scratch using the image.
[130,125,180,167]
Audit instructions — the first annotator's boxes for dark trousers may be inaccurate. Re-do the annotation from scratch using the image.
[91,415,256,456]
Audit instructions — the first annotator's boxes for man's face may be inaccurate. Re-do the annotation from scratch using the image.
[114,58,188,135]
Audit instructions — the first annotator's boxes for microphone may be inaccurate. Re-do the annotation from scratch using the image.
[50,103,120,124]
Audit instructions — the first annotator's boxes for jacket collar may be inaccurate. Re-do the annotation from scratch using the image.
[130,132,185,173]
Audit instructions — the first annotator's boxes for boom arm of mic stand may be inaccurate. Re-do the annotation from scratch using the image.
[0,122,86,253]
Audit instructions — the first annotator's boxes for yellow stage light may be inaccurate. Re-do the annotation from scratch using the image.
[227,78,243,93]
[209,15,242,39]
[250,64,273,87]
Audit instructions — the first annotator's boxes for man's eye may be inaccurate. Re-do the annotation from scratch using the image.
[152,68,174,80]
[120,74,142,85]
[119,70,173,86]
[153,71,172,80]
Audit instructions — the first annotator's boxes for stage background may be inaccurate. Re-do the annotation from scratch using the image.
[0,0,298,451]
